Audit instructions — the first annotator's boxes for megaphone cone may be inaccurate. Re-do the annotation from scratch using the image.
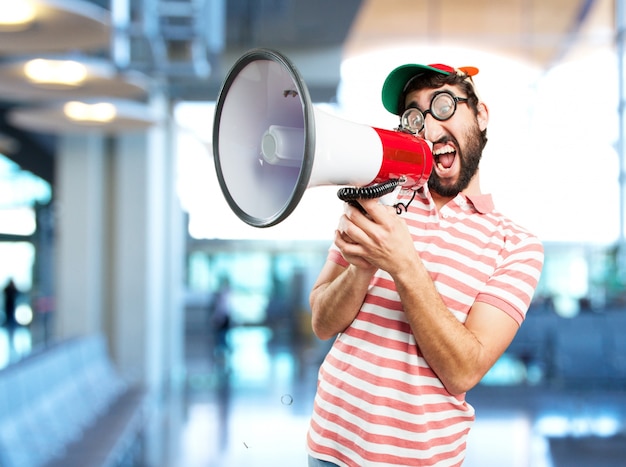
[213,48,433,228]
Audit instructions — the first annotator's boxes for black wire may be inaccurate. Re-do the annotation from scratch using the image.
[393,189,417,214]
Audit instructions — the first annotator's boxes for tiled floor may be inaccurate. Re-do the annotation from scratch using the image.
[159,326,626,467]
[3,324,626,466]
[159,326,324,467]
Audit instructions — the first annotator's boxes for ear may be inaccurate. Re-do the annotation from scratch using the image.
[476,101,489,131]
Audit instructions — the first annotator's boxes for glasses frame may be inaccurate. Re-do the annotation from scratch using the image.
[399,91,468,134]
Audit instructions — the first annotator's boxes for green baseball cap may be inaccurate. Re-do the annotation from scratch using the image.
[381,63,479,115]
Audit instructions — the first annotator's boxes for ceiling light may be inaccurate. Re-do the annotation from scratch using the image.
[63,101,117,123]
[24,59,88,88]
[0,0,36,31]
[0,0,109,54]
[0,58,149,101]
[8,99,157,134]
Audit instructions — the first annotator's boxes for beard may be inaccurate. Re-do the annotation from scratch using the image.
[428,123,483,198]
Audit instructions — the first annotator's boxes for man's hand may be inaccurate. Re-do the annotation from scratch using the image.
[335,198,418,276]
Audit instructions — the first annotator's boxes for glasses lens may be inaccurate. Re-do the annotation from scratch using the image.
[431,93,456,120]
[401,108,424,133]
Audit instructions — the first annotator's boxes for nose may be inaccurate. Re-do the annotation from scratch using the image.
[421,113,444,143]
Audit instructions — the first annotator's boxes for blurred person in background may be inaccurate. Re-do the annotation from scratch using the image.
[209,276,233,358]
[3,279,19,338]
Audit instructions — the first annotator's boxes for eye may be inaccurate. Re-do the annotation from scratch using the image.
[400,108,424,133]
[431,93,456,119]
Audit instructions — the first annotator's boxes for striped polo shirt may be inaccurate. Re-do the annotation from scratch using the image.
[307,186,544,467]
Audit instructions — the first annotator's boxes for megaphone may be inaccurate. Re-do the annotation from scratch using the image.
[213,48,433,228]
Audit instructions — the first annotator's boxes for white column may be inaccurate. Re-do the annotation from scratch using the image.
[54,134,106,338]
[109,93,185,392]
[53,94,185,394]
[163,110,187,392]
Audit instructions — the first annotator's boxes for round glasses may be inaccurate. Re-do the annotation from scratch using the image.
[400,91,468,134]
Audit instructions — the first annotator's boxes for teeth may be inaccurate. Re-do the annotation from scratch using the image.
[434,147,455,156]
[437,162,445,170]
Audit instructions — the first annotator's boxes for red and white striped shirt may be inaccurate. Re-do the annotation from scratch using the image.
[307,187,544,466]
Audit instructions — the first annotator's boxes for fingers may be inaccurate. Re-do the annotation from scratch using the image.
[336,228,356,245]
[344,198,395,226]
[338,210,367,244]
[334,230,374,270]
[338,197,404,247]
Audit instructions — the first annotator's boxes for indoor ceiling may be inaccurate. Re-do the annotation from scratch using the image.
[0,0,615,186]
[344,0,613,68]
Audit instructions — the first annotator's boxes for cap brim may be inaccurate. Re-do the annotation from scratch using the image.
[381,64,451,115]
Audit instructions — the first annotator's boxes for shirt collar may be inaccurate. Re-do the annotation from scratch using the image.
[464,193,494,214]
[419,185,495,214]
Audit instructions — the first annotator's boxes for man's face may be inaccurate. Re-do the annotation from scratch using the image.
[404,84,486,197]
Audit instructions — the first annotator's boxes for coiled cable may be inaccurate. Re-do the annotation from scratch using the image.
[336,179,400,202]
[336,179,417,215]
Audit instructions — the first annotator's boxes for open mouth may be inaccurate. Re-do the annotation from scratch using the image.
[433,144,457,173]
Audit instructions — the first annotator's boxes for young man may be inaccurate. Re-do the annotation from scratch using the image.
[306,63,544,466]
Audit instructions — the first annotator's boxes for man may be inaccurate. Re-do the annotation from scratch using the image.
[306,63,544,466]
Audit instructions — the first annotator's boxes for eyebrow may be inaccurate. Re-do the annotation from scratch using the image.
[402,89,436,113]
[404,100,421,111]
[404,89,452,113]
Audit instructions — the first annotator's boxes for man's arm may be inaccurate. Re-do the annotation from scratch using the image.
[336,198,521,395]
[393,254,519,395]
[310,204,385,340]
[309,252,376,341]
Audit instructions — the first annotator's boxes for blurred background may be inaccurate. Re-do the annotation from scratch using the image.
[1,0,626,466]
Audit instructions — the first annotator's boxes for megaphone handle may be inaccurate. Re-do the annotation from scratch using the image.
[347,200,368,215]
